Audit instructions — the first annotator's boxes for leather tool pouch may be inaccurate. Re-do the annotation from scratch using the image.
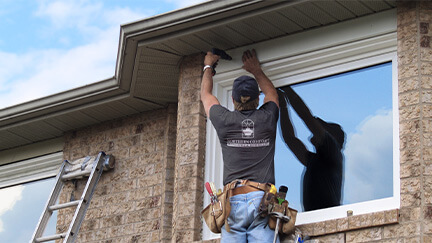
[268,199,298,235]
[201,180,238,233]
[201,190,227,234]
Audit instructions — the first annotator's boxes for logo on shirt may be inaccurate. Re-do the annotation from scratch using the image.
[226,118,270,148]
[242,119,254,138]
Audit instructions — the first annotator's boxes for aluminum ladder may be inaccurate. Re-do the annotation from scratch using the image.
[30,151,114,243]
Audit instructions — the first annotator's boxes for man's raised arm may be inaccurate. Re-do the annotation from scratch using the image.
[241,49,279,107]
[200,52,221,117]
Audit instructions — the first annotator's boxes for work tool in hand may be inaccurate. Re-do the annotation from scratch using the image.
[210,48,232,75]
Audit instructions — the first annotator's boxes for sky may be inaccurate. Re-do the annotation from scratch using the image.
[0,0,207,110]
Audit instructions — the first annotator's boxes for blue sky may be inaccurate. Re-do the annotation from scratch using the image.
[0,0,207,109]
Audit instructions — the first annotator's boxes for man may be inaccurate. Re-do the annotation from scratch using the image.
[201,49,279,242]
[278,86,345,211]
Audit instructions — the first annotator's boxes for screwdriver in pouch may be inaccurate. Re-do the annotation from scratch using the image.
[205,182,218,203]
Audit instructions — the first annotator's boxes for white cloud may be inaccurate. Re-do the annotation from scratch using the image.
[35,0,103,29]
[0,185,24,232]
[343,109,393,204]
[0,1,154,109]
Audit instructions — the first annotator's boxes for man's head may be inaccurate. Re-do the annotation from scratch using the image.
[232,75,260,111]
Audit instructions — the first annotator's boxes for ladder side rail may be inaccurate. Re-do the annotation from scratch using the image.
[31,161,68,243]
[64,152,106,243]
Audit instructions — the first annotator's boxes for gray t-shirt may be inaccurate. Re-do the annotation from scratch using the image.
[209,101,279,185]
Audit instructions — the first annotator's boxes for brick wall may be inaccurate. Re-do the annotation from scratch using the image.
[172,53,207,242]
[58,105,177,243]
[395,1,432,242]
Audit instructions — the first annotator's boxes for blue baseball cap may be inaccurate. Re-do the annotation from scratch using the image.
[232,75,259,103]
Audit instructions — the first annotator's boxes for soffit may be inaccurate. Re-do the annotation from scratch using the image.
[131,0,396,104]
[0,0,396,151]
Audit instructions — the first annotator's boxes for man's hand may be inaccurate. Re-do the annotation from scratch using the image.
[204,51,220,66]
[241,49,279,107]
[242,49,263,76]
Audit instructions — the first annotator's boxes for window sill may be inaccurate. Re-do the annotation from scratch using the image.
[297,209,399,237]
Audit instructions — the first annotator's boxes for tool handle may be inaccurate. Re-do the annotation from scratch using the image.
[205,182,214,197]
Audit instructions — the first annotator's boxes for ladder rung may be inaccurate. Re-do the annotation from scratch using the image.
[49,200,80,211]
[62,170,91,180]
[35,233,67,242]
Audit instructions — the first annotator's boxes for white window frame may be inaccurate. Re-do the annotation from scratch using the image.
[203,9,398,239]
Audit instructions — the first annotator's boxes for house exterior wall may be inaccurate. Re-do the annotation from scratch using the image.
[57,1,431,243]
[58,105,178,243]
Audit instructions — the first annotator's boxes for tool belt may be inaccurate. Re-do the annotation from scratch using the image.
[201,179,269,233]
[201,179,297,234]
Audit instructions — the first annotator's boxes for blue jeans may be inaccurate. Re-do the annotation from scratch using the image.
[221,190,279,243]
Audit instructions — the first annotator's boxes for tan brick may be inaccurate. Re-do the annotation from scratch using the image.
[425,160,432,176]
[323,219,337,234]
[399,120,421,135]
[398,5,417,26]
[398,37,417,53]
[125,208,161,224]
[400,133,421,150]
[337,217,349,232]
[424,147,432,161]
[111,179,136,192]
[135,196,162,210]
[399,91,420,107]
[421,61,432,75]
[107,224,136,238]
[173,229,197,243]
[400,161,422,178]
[137,173,162,187]
[399,207,421,222]
[401,191,422,207]
[400,148,421,163]
[399,77,419,93]
[134,219,161,232]
[104,192,129,207]
[100,214,124,228]
[130,187,153,201]
[139,151,164,166]
[398,22,418,41]
[401,177,422,194]
[399,50,419,66]
[130,164,156,178]
[421,76,432,89]
[346,227,382,242]
[316,233,344,243]
[180,89,201,104]
[399,63,420,79]
[130,143,156,157]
